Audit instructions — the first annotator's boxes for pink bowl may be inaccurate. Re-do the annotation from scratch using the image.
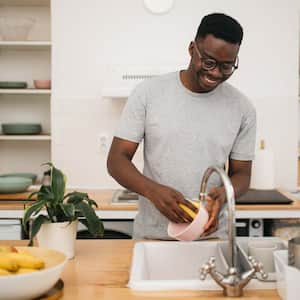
[34,80,51,89]
[167,205,209,241]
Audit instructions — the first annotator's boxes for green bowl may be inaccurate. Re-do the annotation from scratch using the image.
[0,176,32,194]
[0,81,27,89]
[0,172,37,184]
[1,123,42,135]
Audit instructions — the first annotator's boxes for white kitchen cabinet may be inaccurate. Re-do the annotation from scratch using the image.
[0,0,51,181]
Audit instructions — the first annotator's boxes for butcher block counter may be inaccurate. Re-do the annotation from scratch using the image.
[0,239,280,300]
[0,189,135,210]
[1,189,300,219]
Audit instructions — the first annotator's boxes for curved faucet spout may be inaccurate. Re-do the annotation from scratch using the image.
[199,166,237,269]
[199,166,267,297]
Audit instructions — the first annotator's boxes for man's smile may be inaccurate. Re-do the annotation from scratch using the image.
[199,74,221,88]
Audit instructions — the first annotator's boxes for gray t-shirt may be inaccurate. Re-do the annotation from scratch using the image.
[115,71,256,240]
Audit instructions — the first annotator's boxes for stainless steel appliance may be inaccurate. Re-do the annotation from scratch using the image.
[236,218,265,237]
[288,236,300,269]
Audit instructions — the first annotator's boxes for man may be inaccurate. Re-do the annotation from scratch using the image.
[107,13,256,240]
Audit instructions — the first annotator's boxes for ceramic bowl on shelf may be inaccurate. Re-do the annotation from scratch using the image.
[0,16,35,41]
[33,80,51,89]
[0,246,67,300]
[0,172,37,184]
[1,123,42,135]
[0,176,32,193]
[0,81,27,89]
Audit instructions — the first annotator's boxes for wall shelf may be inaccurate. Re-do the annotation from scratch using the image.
[0,0,50,6]
[0,41,51,50]
[0,135,51,140]
[0,2,51,177]
[0,89,51,95]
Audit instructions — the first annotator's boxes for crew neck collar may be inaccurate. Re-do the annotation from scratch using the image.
[176,70,222,97]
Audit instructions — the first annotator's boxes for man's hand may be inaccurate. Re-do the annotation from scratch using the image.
[201,186,225,236]
[147,184,198,223]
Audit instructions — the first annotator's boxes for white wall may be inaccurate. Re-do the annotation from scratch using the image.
[51,0,299,189]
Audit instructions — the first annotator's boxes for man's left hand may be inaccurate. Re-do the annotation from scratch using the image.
[201,186,225,237]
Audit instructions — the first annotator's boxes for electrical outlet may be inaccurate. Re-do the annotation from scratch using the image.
[99,133,109,153]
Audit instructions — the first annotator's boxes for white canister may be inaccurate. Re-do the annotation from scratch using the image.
[250,140,275,190]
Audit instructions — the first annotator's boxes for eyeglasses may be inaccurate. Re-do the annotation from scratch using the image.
[193,41,239,75]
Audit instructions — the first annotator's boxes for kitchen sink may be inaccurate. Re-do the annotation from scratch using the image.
[111,189,139,205]
[128,237,286,291]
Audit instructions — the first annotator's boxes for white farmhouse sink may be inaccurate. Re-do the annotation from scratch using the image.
[128,238,285,291]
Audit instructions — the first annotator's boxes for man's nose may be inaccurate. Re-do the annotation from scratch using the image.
[208,65,223,79]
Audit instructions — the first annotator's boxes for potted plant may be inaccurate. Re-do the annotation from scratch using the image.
[22,163,104,258]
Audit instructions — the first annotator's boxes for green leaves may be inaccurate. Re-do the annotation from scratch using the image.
[22,199,48,232]
[59,203,75,220]
[22,162,104,244]
[50,164,65,205]
[37,185,54,201]
[75,201,104,237]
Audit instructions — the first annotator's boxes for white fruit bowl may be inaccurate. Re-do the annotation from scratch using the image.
[0,246,67,300]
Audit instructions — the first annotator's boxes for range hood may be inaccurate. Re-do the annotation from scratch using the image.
[102,64,184,98]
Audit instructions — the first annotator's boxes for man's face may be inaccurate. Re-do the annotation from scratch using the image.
[188,34,240,93]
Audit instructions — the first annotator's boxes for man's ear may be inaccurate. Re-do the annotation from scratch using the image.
[188,41,194,57]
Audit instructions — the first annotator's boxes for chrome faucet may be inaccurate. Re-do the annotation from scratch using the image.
[198,166,267,297]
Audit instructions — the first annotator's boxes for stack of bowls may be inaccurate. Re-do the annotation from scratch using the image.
[1,123,42,135]
[0,173,37,194]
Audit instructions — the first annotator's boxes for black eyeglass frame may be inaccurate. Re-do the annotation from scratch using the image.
[193,41,239,75]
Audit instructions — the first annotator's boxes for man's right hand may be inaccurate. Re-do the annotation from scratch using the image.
[147,184,198,223]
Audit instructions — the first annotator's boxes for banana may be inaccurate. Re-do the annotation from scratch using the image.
[0,246,45,274]
[0,268,12,276]
[0,246,17,253]
[16,268,38,274]
[0,255,18,272]
[0,246,10,253]
[7,253,45,270]
[15,249,33,256]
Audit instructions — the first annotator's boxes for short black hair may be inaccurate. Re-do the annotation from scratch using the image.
[195,13,243,45]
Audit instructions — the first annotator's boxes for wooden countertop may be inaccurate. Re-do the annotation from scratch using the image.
[1,188,300,212]
[0,240,280,300]
[0,189,136,211]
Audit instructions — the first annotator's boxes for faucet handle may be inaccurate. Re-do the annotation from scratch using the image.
[248,256,268,280]
[199,256,216,280]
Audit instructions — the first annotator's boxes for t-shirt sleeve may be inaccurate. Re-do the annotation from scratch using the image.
[114,84,146,143]
[230,107,257,161]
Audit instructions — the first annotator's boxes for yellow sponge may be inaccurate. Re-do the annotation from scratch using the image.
[179,201,200,220]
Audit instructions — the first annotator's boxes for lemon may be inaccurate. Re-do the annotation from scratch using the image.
[179,201,200,220]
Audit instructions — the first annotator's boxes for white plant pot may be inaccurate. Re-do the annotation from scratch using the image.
[36,220,78,259]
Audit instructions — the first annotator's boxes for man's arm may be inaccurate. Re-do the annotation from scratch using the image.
[107,137,197,223]
[202,159,252,236]
[228,159,252,197]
